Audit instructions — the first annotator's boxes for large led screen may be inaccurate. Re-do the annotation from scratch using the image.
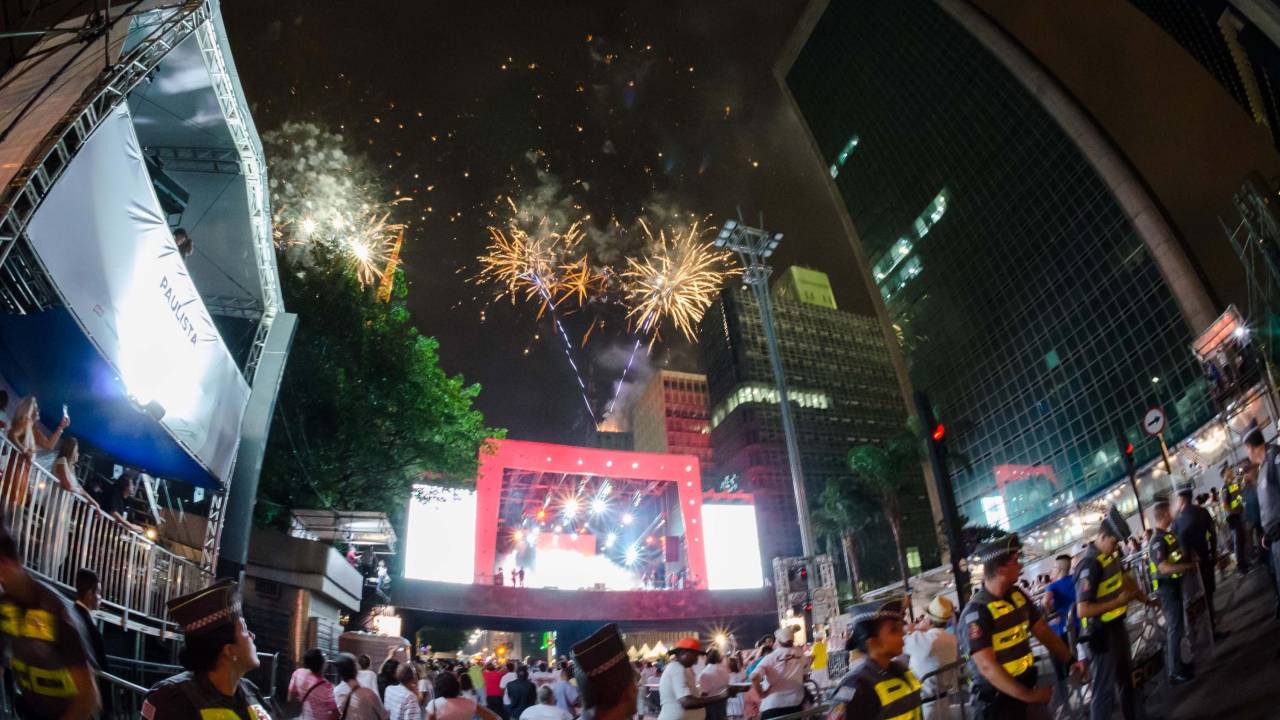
[701,504,764,590]
[404,485,477,583]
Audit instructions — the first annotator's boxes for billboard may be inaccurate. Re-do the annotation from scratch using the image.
[405,486,477,583]
[702,503,764,590]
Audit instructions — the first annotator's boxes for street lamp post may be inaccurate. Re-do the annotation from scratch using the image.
[715,219,815,557]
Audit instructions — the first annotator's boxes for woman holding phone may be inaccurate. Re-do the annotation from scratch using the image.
[3,396,67,510]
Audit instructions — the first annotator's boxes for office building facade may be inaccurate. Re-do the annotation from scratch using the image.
[781,1,1218,533]
[701,270,937,586]
[630,370,714,473]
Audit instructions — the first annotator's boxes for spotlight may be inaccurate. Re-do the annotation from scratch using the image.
[621,513,634,525]
[605,532,617,548]
[514,530,525,542]
[591,498,608,515]
[536,509,546,521]
[624,546,639,565]
[563,498,580,517]
[645,535,655,545]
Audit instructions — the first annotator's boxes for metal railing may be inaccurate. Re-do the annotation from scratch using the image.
[0,435,212,634]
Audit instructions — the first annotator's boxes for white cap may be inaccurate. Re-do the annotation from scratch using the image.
[774,626,796,642]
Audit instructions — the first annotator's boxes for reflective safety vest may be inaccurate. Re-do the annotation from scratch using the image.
[965,587,1036,681]
[831,658,923,720]
[1147,532,1184,591]
[0,602,76,699]
[1080,547,1127,631]
[871,669,923,720]
[1226,479,1244,513]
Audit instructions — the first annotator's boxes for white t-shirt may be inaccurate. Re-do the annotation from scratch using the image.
[501,672,517,704]
[427,697,478,720]
[903,628,958,697]
[520,704,573,720]
[750,647,809,712]
[531,671,558,687]
[385,684,423,720]
[697,663,730,697]
[658,661,704,720]
[358,669,380,692]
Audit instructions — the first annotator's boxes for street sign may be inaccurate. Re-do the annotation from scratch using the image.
[1142,406,1166,437]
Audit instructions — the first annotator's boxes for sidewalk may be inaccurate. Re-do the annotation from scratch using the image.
[1144,566,1280,720]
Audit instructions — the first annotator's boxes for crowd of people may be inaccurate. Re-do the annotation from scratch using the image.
[842,426,1280,719]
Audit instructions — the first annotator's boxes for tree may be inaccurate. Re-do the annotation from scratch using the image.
[813,477,878,601]
[257,243,501,528]
[847,431,921,595]
[255,122,501,532]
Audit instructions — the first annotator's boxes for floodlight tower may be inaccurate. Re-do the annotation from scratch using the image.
[714,219,815,557]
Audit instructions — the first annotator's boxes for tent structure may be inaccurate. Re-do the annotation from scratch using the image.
[0,0,283,490]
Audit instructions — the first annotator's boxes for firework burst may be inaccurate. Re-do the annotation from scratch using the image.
[263,122,411,287]
[622,220,739,345]
[474,198,602,316]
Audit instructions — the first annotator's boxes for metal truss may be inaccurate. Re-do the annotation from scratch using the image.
[192,13,281,382]
[145,144,241,174]
[0,1,211,280]
[202,293,263,320]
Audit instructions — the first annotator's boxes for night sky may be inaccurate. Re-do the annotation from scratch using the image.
[221,1,867,443]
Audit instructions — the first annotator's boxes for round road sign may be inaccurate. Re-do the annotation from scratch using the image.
[1142,406,1166,437]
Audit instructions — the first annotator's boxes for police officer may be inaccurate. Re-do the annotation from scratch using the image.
[960,534,1075,719]
[1147,500,1197,685]
[828,600,922,720]
[1075,505,1150,720]
[142,579,274,719]
[0,522,99,719]
[1222,464,1250,573]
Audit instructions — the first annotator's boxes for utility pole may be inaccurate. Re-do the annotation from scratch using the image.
[914,391,969,609]
[715,219,815,557]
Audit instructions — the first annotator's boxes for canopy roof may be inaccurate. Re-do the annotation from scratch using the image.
[290,509,399,553]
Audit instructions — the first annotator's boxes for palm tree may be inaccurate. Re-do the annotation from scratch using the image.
[847,430,920,595]
[813,477,877,601]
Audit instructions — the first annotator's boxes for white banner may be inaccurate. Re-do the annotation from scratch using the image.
[24,104,249,482]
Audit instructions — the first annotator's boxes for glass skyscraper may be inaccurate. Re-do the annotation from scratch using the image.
[783,1,1216,532]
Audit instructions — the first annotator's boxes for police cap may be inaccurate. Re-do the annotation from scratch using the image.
[166,578,243,637]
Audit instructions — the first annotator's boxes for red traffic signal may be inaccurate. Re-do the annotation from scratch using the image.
[932,424,945,442]
[1124,442,1134,457]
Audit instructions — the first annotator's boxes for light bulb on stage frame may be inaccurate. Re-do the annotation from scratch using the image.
[591,498,608,515]
[621,512,634,525]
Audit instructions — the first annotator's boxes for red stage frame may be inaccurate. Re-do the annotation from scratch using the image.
[474,439,708,589]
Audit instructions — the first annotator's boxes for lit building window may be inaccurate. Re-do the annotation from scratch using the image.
[872,189,947,302]
[828,134,860,178]
[710,382,833,428]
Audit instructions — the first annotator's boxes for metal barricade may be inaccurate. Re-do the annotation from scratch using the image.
[0,434,212,633]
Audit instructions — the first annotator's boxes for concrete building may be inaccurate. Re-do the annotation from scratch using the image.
[241,528,364,664]
[700,268,937,587]
[629,370,714,476]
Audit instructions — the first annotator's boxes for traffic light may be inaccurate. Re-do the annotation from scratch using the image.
[915,390,969,608]
[1116,431,1136,474]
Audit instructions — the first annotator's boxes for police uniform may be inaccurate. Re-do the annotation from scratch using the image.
[0,574,96,719]
[142,579,273,720]
[829,658,922,720]
[1074,506,1143,720]
[1148,527,1192,679]
[829,601,922,720]
[961,581,1040,719]
[1223,468,1249,573]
